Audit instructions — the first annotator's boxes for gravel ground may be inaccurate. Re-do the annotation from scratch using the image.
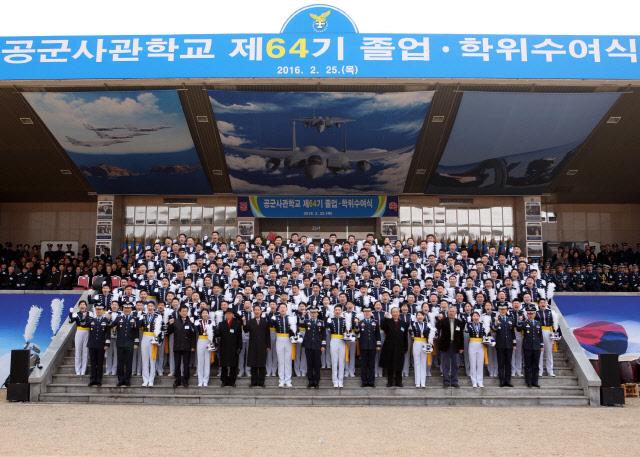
[0,390,638,456]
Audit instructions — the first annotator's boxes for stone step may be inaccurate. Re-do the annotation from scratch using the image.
[50,374,579,387]
[45,383,586,397]
[54,364,576,376]
[37,392,590,406]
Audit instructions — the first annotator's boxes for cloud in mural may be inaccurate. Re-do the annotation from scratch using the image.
[210,90,433,194]
[24,91,195,154]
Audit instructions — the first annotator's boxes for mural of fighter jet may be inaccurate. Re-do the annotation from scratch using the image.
[94,130,149,140]
[124,125,171,133]
[294,116,353,133]
[65,136,131,147]
[83,123,126,132]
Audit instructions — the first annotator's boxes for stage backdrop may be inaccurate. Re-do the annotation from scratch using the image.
[554,294,640,360]
[0,292,82,386]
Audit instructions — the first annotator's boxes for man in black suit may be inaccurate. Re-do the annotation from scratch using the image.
[216,308,243,387]
[167,305,196,388]
[380,307,409,387]
[436,306,465,388]
[243,304,271,387]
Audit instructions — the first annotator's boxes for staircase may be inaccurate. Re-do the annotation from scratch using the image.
[36,344,590,406]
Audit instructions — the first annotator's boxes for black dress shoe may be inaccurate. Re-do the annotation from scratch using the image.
[307,383,313,389]
[96,383,102,387]
[499,383,505,387]
[532,384,540,388]
[386,382,393,387]
[116,382,123,387]
[505,383,514,387]
[526,384,532,388]
[451,384,459,388]
[443,384,450,388]
[124,383,130,387]
[173,381,181,388]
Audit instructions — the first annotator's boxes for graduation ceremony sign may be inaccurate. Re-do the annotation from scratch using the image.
[0,4,639,81]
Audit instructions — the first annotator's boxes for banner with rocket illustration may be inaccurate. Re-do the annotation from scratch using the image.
[555,294,640,360]
[0,293,82,387]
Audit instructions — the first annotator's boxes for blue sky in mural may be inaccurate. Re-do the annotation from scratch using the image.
[426,91,621,195]
[209,90,434,194]
[24,90,211,195]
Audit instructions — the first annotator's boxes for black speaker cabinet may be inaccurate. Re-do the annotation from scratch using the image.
[6,383,30,402]
[598,353,620,388]
[9,349,30,384]
[601,386,625,406]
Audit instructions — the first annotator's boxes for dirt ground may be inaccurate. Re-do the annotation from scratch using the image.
[0,390,638,457]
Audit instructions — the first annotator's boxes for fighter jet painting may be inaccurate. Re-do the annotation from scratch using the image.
[210,90,434,194]
[24,90,212,194]
[294,116,353,132]
[426,91,622,195]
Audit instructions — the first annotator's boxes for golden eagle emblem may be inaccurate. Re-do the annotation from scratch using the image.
[309,10,331,31]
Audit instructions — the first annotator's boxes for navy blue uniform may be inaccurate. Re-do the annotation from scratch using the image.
[111,312,139,386]
[491,314,516,386]
[518,318,544,387]
[302,317,326,387]
[356,317,382,387]
[87,314,110,386]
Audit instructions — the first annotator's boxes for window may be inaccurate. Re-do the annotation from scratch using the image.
[398,205,515,243]
[124,205,237,243]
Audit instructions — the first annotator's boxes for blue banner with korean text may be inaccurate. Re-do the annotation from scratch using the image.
[237,195,398,218]
[0,34,639,80]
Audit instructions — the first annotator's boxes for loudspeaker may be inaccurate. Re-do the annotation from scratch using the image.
[601,386,625,406]
[598,353,620,388]
[6,383,30,402]
[9,349,30,384]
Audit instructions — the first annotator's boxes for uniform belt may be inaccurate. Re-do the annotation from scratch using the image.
[541,326,553,331]
[270,328,276,332]
[143,331,156,337]
[331,334,344,339]
[414,337,426,342]
[470,337,483,343]
[198,335,209,340]
[276,333,289,338]
[77,326,89,331]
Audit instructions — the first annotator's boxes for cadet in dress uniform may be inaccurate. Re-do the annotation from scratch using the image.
[195,308,214,387]
[466,311,486,388]
[491,303,516,387]
[302,307,326,388]
[216,308,243,387]
[111,303,139,387]
[139,301,162,387]
[168,305,197,388]
[87,304,109,387]
[327,304,347,388]
[105,301,121,376]
[68,300,91,376]
[381,307,410,388]
[519,306,544,388]
[343,302,359,378]
[536,299,556,377]
[271,303,296,388]
[265,301,279,377]
[293,303,308,378]
[356,306,381,388]
[410,310,431,388]
[243,304,271,387]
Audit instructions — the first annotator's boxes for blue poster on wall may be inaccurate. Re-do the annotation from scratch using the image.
[555,294,640,360]
[0,293,82,386]
[238,195,398,218]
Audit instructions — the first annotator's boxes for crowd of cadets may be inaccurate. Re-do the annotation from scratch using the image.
[66,231,576,389]
[1,237,640,292]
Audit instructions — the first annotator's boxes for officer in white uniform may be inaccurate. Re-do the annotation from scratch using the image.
[139,302,162,387]
[271,303,296,388]
[327,304,347,388]
[195,308,214,387]
[68,300,91,376]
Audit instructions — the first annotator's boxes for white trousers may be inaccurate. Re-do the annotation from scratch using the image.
[463,333,470,375]
[156,339,165,376]
[168,334,175,375]
[539,329,554,375]
[276,336,292,384]
[487,345,498,377]
[196,338,211,386]
[468,341,484,387]
[74,329,89,375]
[375,331,385,377]
[140,334,156,386]
[330,338,345,387]
[239,339,250,377]
[412,341,427,387]
[294,338,307,376]
[266,330,278,376]
[512,331,523,376]
[346,340,356,376]
[105,338,117,375]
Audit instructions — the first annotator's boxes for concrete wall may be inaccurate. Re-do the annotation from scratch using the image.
[0,202,96,250]
[543,203,640,245]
